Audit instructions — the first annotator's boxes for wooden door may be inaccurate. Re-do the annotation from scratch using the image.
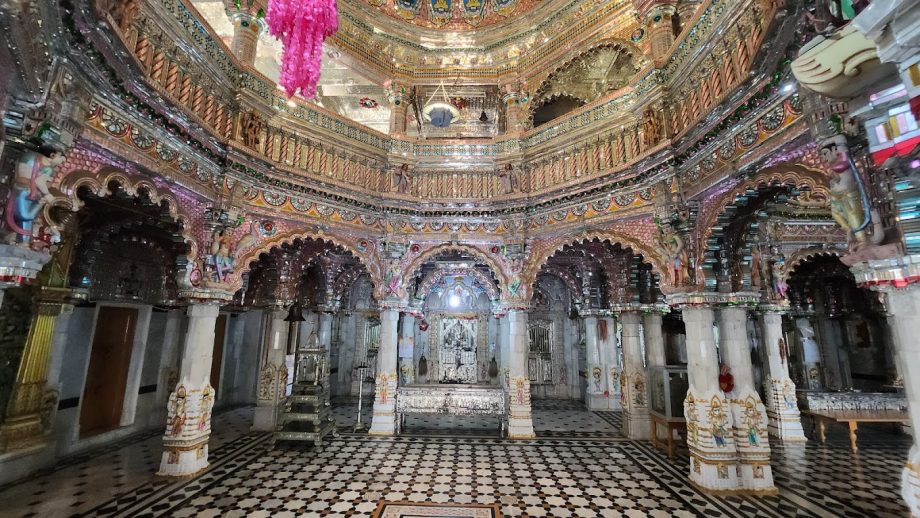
[209,314,227,394]
[80,306,137,436]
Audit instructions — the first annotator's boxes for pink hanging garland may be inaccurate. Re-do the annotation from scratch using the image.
[266,0,339,98]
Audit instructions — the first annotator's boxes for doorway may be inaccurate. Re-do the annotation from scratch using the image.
[80,306,138,436]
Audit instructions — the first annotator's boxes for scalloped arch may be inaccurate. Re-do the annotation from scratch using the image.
[414,267,501,305]
[780,247,846,283]
[48,168,196,256]
[233,230,383,296]
[524,230,666,295]
[401,244,508,302]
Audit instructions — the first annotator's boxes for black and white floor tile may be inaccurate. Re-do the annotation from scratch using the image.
[0,402,911,517]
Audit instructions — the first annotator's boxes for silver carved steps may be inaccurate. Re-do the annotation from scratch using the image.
[273,346,336,447]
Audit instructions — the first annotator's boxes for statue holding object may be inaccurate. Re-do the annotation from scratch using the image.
[819,135,884,251]
[654,219,689,286]
[499,163,519,194]
[4,146,65,246]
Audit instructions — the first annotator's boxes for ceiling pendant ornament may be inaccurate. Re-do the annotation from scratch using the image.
[267,0,340,98]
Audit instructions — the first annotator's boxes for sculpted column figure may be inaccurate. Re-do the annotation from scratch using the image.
[507,309,536,439]
[369,308,400,436]
[759,309,807,442]
[718,304,776,492]
[158,303,220,476]
[252,308,288,431]
[674,297,740,492]
[398,313,415,385]
[621,311,650,439]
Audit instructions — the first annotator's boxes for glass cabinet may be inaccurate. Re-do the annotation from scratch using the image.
[647,365,689,419]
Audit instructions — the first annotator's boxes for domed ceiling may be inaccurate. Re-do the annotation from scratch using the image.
[357,0,543,30]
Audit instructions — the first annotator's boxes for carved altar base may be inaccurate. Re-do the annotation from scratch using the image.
[395,384,507,435]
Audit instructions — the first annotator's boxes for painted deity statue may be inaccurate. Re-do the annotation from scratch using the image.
[499,163,520,194]
[393,163,411,194]
[4,146,65,245]
[820,135,883,249]
[654,220,688,286]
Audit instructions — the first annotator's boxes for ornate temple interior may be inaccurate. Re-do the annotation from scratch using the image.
[2,0,920,516]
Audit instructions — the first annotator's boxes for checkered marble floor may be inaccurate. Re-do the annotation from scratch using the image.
[0,402,911,517]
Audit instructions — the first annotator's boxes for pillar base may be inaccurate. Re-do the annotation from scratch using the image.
[686,391,741,492]
[0,415,45,453]
[726,392,776,491]
[903,446,920,516]
[624,409,651,440]
[252,404,279,432]
[508,376,535,439]
[157,438,209,477]
[765,378,807,442]
[586,392,620,411]
[368,373,397,436]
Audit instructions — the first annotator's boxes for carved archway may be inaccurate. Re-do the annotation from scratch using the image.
[695,164,831,288]
[414,267,501,305]
[401,244,508,300]
[234,230,382,295]
[524,230,666,297]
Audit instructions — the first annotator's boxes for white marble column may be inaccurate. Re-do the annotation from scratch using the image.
[758,311,807,443]
[816,315,849,389]
[602,316,623,411]
[507,309,536,439]
[583,315,607,409]
[252,309,288,431]
[621,312,650,439]
[158,304,219,477]
[498,315,511,389]
[369,308,400,436]
[879,285,920,516]
[318,311,333,349]
[644,312,666,368]
[399,313,415,385]
[795,317,824,390]
[718,306,776,491]
[681,305,740,492]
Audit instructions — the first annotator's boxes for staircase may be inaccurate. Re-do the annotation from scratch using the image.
[274,345,336,447]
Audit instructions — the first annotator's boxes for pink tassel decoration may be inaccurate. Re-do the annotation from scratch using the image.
[266,0,339,98]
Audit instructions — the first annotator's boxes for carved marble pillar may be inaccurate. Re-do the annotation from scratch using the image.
[583,314,607,409]
[621,312,650,439]
[498,314,510,388]
[679,302,740,492]
[252,309,288,431]
[507,309,535,439]
[602,316,623,411]
[718,306,776,492]
[0,290,73,452]
[157,303,220,477]
[230,12,264,66]
[873,284,920,516]
[369,308,399,436]
[758,309,807,443]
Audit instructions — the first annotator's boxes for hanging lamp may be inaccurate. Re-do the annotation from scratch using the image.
[267,0,339,98]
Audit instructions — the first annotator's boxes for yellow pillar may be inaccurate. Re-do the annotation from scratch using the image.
[0,289,72,452]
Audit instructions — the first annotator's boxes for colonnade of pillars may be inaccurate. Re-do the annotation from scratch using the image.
[4,283,920,503]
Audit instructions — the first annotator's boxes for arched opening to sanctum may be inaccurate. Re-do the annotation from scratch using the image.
[530,238,666,437]
[785,254,896,394]
[241,236,375,441]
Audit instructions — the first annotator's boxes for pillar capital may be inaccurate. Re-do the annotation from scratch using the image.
[178,287,235,305]
[851,254,920,290]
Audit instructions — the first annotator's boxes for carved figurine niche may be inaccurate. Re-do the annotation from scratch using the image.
[499,163,520,194]
[239,111,263,150]
[392,163,411,194]
[642,106,663,148]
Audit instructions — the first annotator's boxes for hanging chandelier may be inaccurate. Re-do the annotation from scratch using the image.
[422,81,461,128]
[267,0,339,98]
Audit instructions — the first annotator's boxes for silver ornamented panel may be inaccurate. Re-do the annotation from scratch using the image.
[396,385,506,417]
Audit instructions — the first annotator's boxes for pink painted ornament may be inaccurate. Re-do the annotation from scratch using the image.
[266,0,339,98]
